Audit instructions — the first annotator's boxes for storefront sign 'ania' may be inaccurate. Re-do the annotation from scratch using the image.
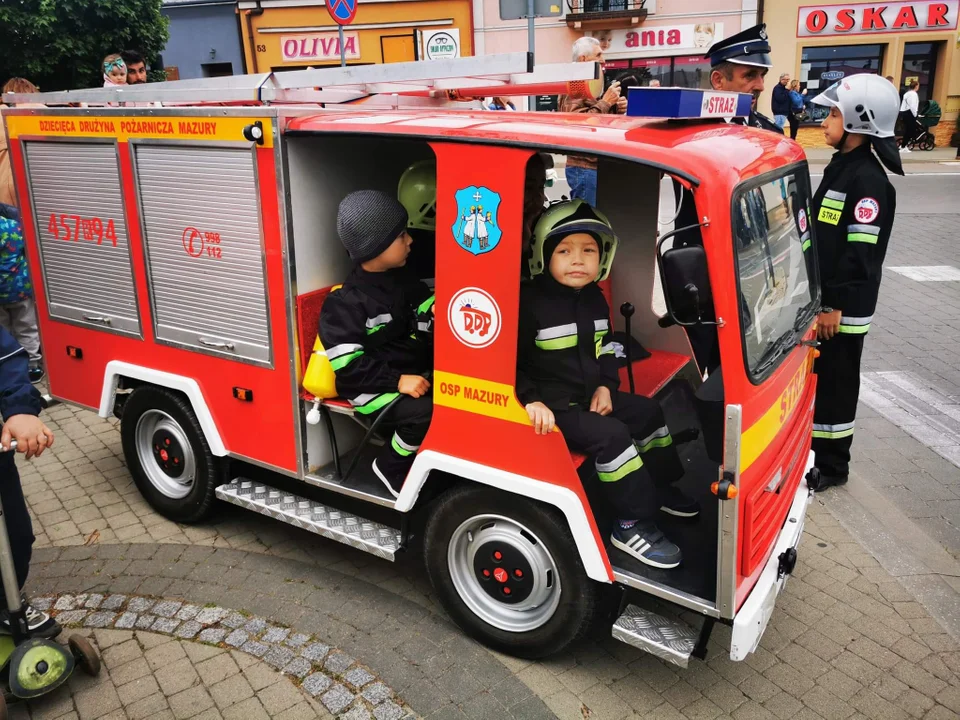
[797,1,958,37]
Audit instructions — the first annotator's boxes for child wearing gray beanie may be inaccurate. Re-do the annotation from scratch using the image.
[318,190,436,498]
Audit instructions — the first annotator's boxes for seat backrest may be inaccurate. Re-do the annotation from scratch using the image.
[295,287,337,377]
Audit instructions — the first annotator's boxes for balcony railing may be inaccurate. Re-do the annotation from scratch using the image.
[567,0,646,14]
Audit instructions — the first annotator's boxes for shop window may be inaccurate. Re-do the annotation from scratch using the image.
[672,56,710,89]
[799,44,883,123]
[201,62,233,78]
[901,42,939,104]
[604,56,710,90]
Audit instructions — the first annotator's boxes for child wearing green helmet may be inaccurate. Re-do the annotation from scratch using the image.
[516,200,696,569]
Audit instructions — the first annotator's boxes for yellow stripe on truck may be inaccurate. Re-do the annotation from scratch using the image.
[435,370,533,427]
[5,115,274,148]
[740,355,812,473]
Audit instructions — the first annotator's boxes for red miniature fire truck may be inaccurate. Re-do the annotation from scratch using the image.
[3,54,821,666]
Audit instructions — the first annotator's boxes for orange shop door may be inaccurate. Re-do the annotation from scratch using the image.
[381,33,416,63]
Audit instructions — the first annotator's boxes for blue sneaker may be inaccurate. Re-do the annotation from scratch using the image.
[611,524,682,569]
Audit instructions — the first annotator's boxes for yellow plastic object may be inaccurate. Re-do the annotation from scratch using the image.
[303,337,338,399]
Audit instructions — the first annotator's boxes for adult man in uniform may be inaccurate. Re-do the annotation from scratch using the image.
[704,24,782,134]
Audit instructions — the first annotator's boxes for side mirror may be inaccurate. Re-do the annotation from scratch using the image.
[660,245,716,326]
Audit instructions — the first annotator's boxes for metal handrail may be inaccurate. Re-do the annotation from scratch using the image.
[567,0,646,13]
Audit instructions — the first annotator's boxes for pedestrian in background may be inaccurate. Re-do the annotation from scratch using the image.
[558,36,625,206]
[899,79,921,152]
[103,54,127,87]
[771,72,791,130]
[0,205,43,383]
[486,97,516,111]
[808,74,903,492]
[788,79,806,140]
[121,50,148,85]
[0,78,40,209]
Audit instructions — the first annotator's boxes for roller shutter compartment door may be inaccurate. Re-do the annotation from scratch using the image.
[134,144,272,365]
[23,141,141,335]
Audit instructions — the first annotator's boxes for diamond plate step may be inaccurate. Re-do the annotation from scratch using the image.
[216,480,402,561]
[611,604,698,668]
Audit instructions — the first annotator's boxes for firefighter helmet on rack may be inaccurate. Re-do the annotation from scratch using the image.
[529,200,618,281]
[398,160,437,232]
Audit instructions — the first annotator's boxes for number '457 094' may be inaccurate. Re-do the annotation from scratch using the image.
[47,213,118,247]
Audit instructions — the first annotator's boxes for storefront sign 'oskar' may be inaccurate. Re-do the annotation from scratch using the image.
[798,1,959,37]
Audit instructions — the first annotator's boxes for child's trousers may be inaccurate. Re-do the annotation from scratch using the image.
[0,456,36,598]
[554,392,684,523]
[371,395,433,484]
[0,300,41,368]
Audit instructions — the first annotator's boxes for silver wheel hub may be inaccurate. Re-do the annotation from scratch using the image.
[447,514,561,633]
[135,410,196,500]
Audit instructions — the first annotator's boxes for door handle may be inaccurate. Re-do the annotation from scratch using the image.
[198,337,236,352]
[82,315,112,325]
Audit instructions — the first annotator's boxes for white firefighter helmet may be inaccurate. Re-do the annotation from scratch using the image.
[811,74,900,138]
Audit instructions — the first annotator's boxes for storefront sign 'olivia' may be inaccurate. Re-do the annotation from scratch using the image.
[798,1,958,37]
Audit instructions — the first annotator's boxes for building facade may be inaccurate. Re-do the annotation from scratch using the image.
[237,0,474,71]
[475,0,758,95]
[161,0,246,80]
[763,0,960,148]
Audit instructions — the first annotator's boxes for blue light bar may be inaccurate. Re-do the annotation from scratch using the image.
[626,87,752,120]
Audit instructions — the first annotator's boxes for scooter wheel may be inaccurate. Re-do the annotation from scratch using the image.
[68,635,101,677]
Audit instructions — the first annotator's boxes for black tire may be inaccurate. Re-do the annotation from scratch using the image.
[920,136,935,151]
[423,484,598,659]
[120,386,218,523]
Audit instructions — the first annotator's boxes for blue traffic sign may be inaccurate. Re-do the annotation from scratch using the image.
[327,0,357,26]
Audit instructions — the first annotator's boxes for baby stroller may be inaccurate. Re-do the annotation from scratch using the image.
[907,99,941,151]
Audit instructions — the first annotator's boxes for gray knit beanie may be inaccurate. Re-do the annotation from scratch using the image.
[337,190,409,263]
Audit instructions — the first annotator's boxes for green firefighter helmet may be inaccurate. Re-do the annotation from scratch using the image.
[398,159,437,232]
[529,200,619,281]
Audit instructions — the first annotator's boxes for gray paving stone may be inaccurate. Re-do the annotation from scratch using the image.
[175,604,201,621]
[101,594,127,610]
[54,595,78,611]
[302,672,334,697]
[153,600,183,618]
[301,643,331,662]
[222,612,247,629]
[264,645,295,669]
[225,630,249,648]
[263,626,290,643]
[242,640,270,658]
[362,683,393,705]
[341,704,373,720]
[151,617,181,633]
[373,701,404,720]
[133,614,155,630]
[282,657,313,679]
[113,612,137,630]
[345,668,376,689]
[175,620,203,639]
[196,607,229,625]
[55,610,88,625]
[83,593,104,608]
[285,632,310,648]
[128,597,156,613]
[244,618,268,634]
[324,652,355,674]
[321,684,355,714]
[31,596,53,611]
[83,611,116,628]
[199,627,228,644]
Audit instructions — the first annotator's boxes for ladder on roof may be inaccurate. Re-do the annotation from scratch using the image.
[1,53,602,108]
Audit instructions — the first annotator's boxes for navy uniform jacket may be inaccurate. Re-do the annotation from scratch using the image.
[0,325,42,472]
[319,266,434,414]
[810,143,896,335]
[516,276,620,412]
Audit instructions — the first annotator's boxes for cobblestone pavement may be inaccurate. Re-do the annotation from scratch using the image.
[13,406,960,720]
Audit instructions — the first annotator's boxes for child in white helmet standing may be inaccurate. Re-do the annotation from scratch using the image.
[808,74,903,492]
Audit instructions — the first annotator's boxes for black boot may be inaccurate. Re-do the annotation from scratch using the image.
[814,473,848,492]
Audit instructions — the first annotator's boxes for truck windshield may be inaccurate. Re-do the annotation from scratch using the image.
[733,167,819,381]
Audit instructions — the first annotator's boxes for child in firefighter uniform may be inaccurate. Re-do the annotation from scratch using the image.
[319,190,435,498]
[516,201,697,569]
[808,74,903,491]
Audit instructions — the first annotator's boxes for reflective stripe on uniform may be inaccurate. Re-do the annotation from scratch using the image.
[825,190,847,202]
[594,319,609,332]
[839,314,872,335]
[350,392,400,415]
[637,426,673,453]
[847,224,880,245]
[417,321,432,332]
[536,323,578,350]
[365,313,393,334]
[390,432,419,457]
[326,343,364,370]
[418,296,436,315]
[800,232,811,252]
[596,444,643,483]
[821,197,844,211]
[812,421,855,439]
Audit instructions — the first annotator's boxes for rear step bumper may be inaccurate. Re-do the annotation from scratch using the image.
[612,605,699,668]
[216,480,402,560]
